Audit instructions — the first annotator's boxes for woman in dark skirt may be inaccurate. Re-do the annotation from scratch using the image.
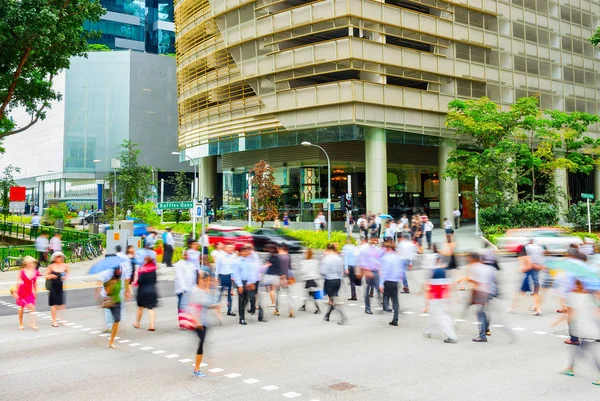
[133,250,158,331]
[45,252,69,327]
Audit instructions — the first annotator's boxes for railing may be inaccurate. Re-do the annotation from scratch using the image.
[0,221,102,244]
[0,245,39,261]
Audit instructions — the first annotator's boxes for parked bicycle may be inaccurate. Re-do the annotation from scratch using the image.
[0,248,25,272]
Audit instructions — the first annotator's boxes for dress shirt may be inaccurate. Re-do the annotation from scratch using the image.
[319,253,344,280]
[165,232,175,246]
[187,249,201,270]
[232,256,259,287]
[135,248,157,265]
[145,235,157,248]
[50,237,62,252]
[360,245,383,271]
[380,251,405,286]
[216,252,237,276]
[174,259,197,294]
[342,244,358,268]
[31,216,41,226]
[397,240,416,263]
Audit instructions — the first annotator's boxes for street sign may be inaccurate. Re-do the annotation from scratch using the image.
[9,201,25,213]
[582,193,594,200]
[195,206,202,217]
[157,201,194,210]
[310,198,328,204]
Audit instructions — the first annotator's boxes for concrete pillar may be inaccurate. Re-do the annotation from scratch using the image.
[438,139,459,227]
[199,156,217,199]
[554,166,569,223]
[594,167,600,201]
[365,127,388,214]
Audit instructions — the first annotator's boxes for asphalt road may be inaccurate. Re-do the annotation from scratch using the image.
[1,255,599,401]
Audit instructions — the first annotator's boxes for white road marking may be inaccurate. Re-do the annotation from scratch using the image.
[12,306,19,308]
[30,311,39,315]
[118,340,131,343]
[128,343,141,347]
[243,379,260,384]
[262,385,279,391]
[140,346,154,351]
[178,358,193,363]
[291,296,299,299]
[511,327,526,331]
[533,331,547,335]
[89,331,100,334]
[556,334,570,339]
[490,324,504,328]
[72,325,83,329]
[64,323,75,326]
[57,319,66,322]
[200,363,208,367]
[152,350,166,354]
[419,313,430,317]
[225,373,241,378]
[402,311,415,315]
[472,321,480,325]
[208,368,224,373]
[348,303,357,306]
[81,328,91,331]
[453,319,466,322]
[165,354,179,359]
[283,392,302,398]
[99,333,111,337]
[43,316,52,319]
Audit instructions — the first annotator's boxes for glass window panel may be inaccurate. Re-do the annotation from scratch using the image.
[587,102,597,114]
[241,41,256,59]
[573,40,583,54]
[513,23,525,39]
[576,99,586,112]
[524,0,535,11]
[470,11,484,28]
[560,6,570,21]
[538,30,549,45]
[585,71,595,87]
[455,43,470,60]
[514,55,527,72]
[486,84,501,102]
[471,47,485,63]
[527,58,539,75]
[226,10,240,29]
[525,26,537,42]
[485,50,499,66]
[565,98,575,112]
[562,36,572,51]
[515,89,527,99]
[456,80,471,97]
[574,69,585,84]
[536,0,548,14]
[582,13,592,28]
[484,16,498,32]
[472,82,486,98]
[455,8,469,24]
[572,10,581,25]
[540,61,551,78]
[541,94,553,109]
[563,67,574,82]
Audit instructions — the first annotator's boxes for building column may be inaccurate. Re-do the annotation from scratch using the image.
[554,165,569,223]
[365,127,388,214]
[438,139,459,227]
[199,156,217,200]
[594,167,600,201]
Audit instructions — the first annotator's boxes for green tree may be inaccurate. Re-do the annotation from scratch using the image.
[0,164,21,219]
[113,140,154,215]
[87,44,111,52]
[250,160,282,227]
[131,202,160,227]
[0,0,105,138]
[167,171,191,224]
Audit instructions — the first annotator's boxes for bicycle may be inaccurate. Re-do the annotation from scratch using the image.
[69,242,85,263]
[84,241,97,260]
[92,238,104,256]
[0,249,25,272]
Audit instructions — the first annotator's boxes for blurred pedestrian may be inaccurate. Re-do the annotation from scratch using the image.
[510,239,544,315]
[249,245,268,323]
[443,218,453,243]
[127,245,138,284]
[397,234,416,294]
[163,228,175,267]
[15,256,38,330]
[145,231,158,249]
[460,252,495,343]
[49,232,62,254]
[45,252,69,327]
[380,242,402,326]
[31,212,41,237]
[274,244,295,318]
[215,244,237,317]
[34,232,49,270]
[175,253,197,330]
[98,246,131,334]
[264,244,280,307]
[342,237,359,301]
[361,237,383,314]
[233,244,259,325]
[423,260,457,344]
[103,265,124,349]
[133,247,158,331]
[298,249,321,314]
[321,244,348,325]
[423,216,434,251]
[283,212,290,228]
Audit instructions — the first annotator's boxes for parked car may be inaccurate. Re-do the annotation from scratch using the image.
[251,228,302,253]
[83,210,104,224]
[496,228,584,254]
[206,225,253,251]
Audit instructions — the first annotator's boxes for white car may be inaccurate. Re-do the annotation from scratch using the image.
[496,228,584,254]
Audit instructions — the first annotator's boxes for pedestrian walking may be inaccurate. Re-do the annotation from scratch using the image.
[443,218,453,243]
[15,256,38,330]
[264,244,280,307]
[423,262,457,343]
[282,212,290,228]
[274,244,296,318]
[342,238,359,301]
[103,266,124,349]
[298,249,321,314]
[163,227,175,267]
[97,246,132,334]
[210,242,226,267]
[321,244,348,325]
[34,232,49,269]
[360,237,383,314]
[215,244,237,317]
[45,251,69,327]
[460,252,495,343]
[49,232,62,254]
[453,208,461,229]
[357,214,368,240]
[233,244,259,325]
[133,247,158,331]
[127,245,138,284]
[509,239,544,315]
[249,245,268,323]
[175,254,197,330]
[423,216,434,251]
[31,212,41,237]
[145,231,158,250]
[380,242,403,326]
[396,234,416,293]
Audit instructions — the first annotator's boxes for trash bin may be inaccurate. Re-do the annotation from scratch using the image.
[89,223,99,234]
[54,220,64,229]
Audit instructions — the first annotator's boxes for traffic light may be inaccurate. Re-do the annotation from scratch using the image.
[339,194,346,211]
[205,198,214,212]
[345,194,352,211]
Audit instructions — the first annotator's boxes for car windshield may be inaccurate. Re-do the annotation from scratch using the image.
[233,231,249,236]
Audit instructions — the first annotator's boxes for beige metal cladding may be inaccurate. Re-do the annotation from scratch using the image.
[180,0,573,147]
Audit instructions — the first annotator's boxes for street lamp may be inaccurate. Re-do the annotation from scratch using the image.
[92,159,103,225]
[302,141,331,239]
[172,151,198,240]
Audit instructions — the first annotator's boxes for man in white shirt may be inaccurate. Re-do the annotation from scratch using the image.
[49,232,62,253]
[461,252,496,342]
[163,227,175,267]
[397,234,416,293]
[423,216,434,250]
[31,213,41,237]
[210,242,226,267]
[216,244,238,317]
[34,232,49,269]
[145,231,157,249]
[453,208,461,229]
[356,214,367,239]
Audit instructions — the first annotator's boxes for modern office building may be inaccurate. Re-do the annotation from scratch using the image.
[174,0,600,223]
[85,0,176,55]
[0,51,183,212]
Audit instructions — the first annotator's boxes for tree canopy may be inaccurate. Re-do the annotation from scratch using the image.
[444,97,599,208]
[113,140,154,213]
[250,161,282,227]
[0,0,105,139]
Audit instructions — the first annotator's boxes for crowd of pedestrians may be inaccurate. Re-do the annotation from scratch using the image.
[8,214,599,385]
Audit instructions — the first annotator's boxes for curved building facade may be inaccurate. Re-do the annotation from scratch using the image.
[175,0,600,223]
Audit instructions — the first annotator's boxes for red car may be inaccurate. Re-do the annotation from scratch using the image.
[206,225,253,251]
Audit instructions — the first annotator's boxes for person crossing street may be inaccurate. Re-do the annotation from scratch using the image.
[233,245,259,325]
[379,242,403,326]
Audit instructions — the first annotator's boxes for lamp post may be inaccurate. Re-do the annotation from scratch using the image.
[172,151,198,240]
[302,141,331,239]
[93,159,103,225]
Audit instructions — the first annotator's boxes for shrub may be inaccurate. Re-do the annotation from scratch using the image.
[565,201,600,230]
[131,202,161,227]
[282,229,352,250]
[45,203,69,225]
[480,201,558,232]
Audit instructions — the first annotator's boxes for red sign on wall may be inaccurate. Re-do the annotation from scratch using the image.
[9,186,26,202]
